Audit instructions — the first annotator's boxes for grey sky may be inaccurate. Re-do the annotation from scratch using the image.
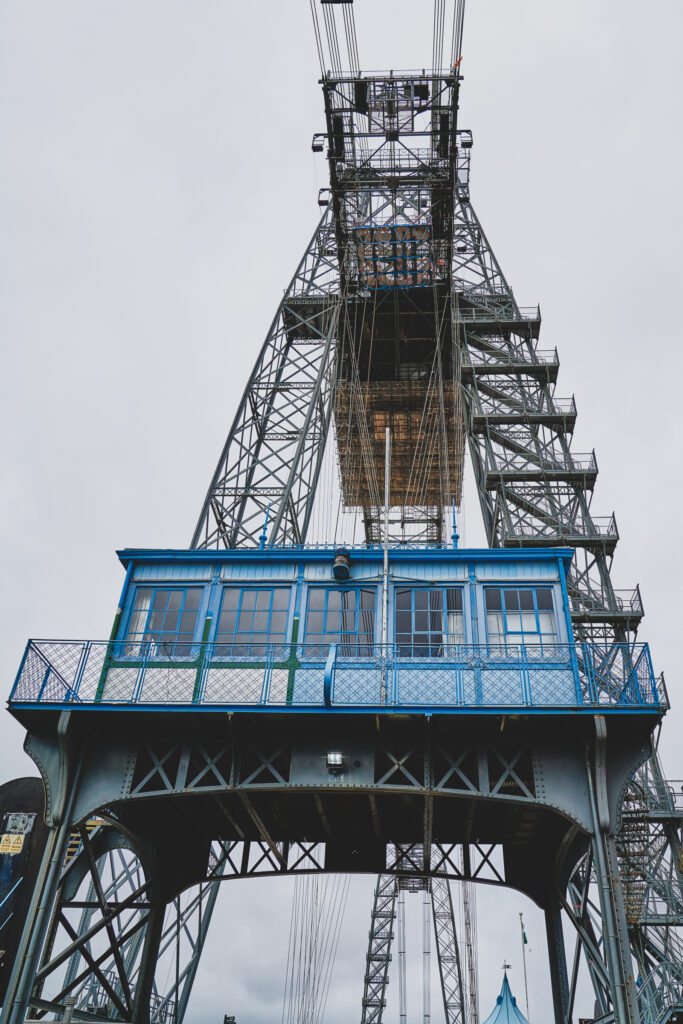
[1,1,682,1022]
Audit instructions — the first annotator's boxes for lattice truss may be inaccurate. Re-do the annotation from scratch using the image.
[31,819,227,1023]
[193,70,474,548]
[85,24,683,1023]
[361,865,467,1024]
[191,212,341,550]
[557,754,683,1024]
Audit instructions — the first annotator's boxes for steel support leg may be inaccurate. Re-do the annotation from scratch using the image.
[431,877,466,1024]
[605,836,642,1024]
[2,718,81,1024]
[545,902,570,1024]
[587,728,641,1024]
[131,898,166,1024]
[0,814,73,1024]
[590,831,641,1024]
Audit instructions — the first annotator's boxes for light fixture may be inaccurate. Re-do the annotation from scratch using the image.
[326,752,344,774]
[332,547,351,580]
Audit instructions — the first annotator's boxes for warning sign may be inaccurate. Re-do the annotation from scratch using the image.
[0,833,25,854]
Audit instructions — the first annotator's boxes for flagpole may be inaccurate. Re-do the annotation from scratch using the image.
[519,913,531,1023]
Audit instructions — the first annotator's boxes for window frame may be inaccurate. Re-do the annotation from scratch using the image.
[302,585,377,657]
[393,585,465,657]
[483,585,558,651]
[120,585,204,659]
[213,586,292,658]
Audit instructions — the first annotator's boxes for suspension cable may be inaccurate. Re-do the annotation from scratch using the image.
[282,875,351,1024]
[309,0,326,77]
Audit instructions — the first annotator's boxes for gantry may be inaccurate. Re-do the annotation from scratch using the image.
[2,4,682,1024]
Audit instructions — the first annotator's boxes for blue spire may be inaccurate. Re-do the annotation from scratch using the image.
[481,970,529,1024]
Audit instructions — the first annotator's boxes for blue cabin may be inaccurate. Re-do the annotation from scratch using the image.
[10,546,664,715]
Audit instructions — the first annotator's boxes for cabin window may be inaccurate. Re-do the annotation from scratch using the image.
[394,587,464,656]
[124,587,202,656]
[484,587,557,648]
[303,587,376,655]
[215,588,290,656]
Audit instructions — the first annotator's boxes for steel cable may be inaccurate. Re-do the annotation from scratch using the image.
[450,0,466,68]
[309,0,326,77]
[282,875,351,1024]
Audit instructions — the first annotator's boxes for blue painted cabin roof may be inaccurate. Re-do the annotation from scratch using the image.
[116,546,576,568]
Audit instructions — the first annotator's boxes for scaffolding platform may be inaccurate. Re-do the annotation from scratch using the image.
[335,380,464,507]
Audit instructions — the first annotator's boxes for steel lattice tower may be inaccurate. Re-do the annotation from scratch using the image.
[189,11,682,1022]
[2,5,682,1024]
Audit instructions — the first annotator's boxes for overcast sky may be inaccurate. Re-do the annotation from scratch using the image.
[2,1,683,1022]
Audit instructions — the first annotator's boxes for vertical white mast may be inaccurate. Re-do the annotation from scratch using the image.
[398,888,407,1024]
[520,913,531,1022]
[423,888,432,1024]
[381,427,391,701]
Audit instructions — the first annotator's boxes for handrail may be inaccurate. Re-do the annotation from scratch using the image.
[462,347,557,368]
[8,639,666,713]
[456,305,540,321]
[477,395,576,416]
[500,514,617,541]
[484,451,597,474]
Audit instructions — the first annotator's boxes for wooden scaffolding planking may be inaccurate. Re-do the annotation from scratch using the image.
[334,379,465,508]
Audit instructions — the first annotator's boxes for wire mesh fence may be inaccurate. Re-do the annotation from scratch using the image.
[9,640,667,712]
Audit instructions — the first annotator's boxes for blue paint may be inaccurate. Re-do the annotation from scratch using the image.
[117,560,134,615]
[323,644,336,706]
[11,544,665,723]
[451,503,459,549]
[9,701,664,718]
[117,546,575,569]
[557,555,583,703]
[259,505,270,550]
[556,556,575,644]
[10,638,664,716]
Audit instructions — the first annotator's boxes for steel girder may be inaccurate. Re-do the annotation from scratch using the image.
[12,709,649,1023]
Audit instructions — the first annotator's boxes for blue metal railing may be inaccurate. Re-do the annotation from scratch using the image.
[8,639,667,714]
